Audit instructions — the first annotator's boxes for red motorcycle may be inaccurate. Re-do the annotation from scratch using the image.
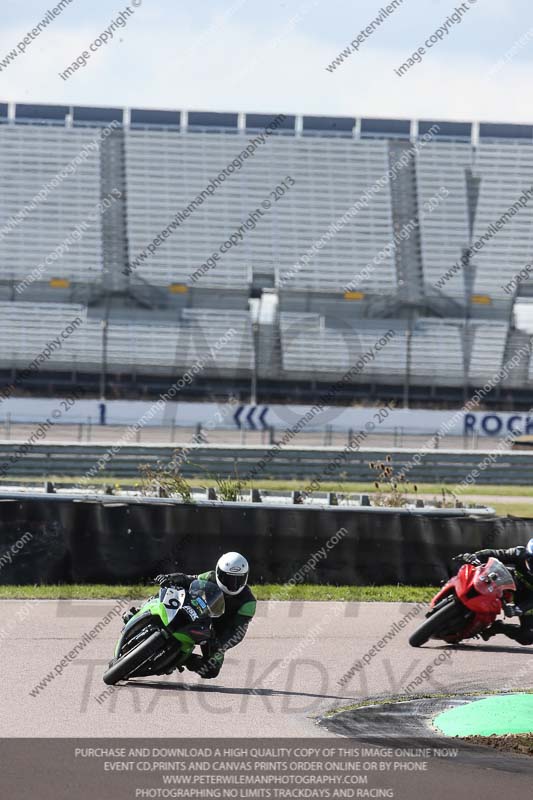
[409,557,516,647]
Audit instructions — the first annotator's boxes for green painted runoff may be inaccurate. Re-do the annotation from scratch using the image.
[434,694,533,737]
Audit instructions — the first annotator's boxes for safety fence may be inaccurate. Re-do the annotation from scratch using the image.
[0,441,532,484]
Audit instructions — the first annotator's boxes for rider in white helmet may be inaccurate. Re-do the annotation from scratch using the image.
[153,552,256,678]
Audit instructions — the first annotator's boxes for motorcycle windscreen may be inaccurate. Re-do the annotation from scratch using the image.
[473,558,516,595]
[189,579,225,618]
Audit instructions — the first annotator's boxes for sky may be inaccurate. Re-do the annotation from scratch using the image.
[1,0,532,123]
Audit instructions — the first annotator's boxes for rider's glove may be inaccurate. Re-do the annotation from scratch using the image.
[454,553,481,566]
[154,574,175,587]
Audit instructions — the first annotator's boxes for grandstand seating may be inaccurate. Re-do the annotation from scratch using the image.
[0,302,96,368]
[280,314,468,386]
[0,126,103,285]
[272,138,397,294]
[0,303,253,376]
[125,130,251,288]
[1,103,532,397]
[124,132,397,294]
[280,313,408,379]
[415,141,472,298]
[409,320,464,385]
[279,314,510,387]
[468,322,508,383]
[106,309,253,374]
[471,141,533,298]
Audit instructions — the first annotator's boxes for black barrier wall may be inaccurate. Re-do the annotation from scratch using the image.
[1,496,532,584]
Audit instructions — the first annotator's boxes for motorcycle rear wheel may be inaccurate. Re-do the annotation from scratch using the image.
[103,630,165,685]
[409,598,468,647]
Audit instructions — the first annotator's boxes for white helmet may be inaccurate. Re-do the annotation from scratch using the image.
[216,552,249,595]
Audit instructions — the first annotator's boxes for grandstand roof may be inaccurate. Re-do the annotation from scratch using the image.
[3,101,533,143]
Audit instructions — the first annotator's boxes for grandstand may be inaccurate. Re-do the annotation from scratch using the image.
[1,102,533,405]
[0,125,103,286]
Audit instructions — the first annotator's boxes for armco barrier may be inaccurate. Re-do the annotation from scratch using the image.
[0,441,533,484]
[0,491,531,585]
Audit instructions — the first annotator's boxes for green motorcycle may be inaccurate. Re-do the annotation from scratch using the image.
[103,579,225,686]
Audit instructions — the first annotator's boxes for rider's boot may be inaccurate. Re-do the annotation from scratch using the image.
[184,654,204,674]
[480,620,506,641]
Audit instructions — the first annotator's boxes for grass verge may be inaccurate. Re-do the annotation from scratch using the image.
[0,584,438,602]
[491,501,533,517]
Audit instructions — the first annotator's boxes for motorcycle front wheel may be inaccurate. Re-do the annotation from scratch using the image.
[103,630,165,685]
[409,598,469,647]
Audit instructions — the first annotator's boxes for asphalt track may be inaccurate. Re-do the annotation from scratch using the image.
[4,599,533,736]
[2,599,533,795]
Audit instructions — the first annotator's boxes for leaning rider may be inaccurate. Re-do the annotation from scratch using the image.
[152,552,256,678]
[456,538,533,645]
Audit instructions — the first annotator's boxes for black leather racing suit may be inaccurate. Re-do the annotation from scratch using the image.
[163,570,256,678]
[472,547,533,645]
